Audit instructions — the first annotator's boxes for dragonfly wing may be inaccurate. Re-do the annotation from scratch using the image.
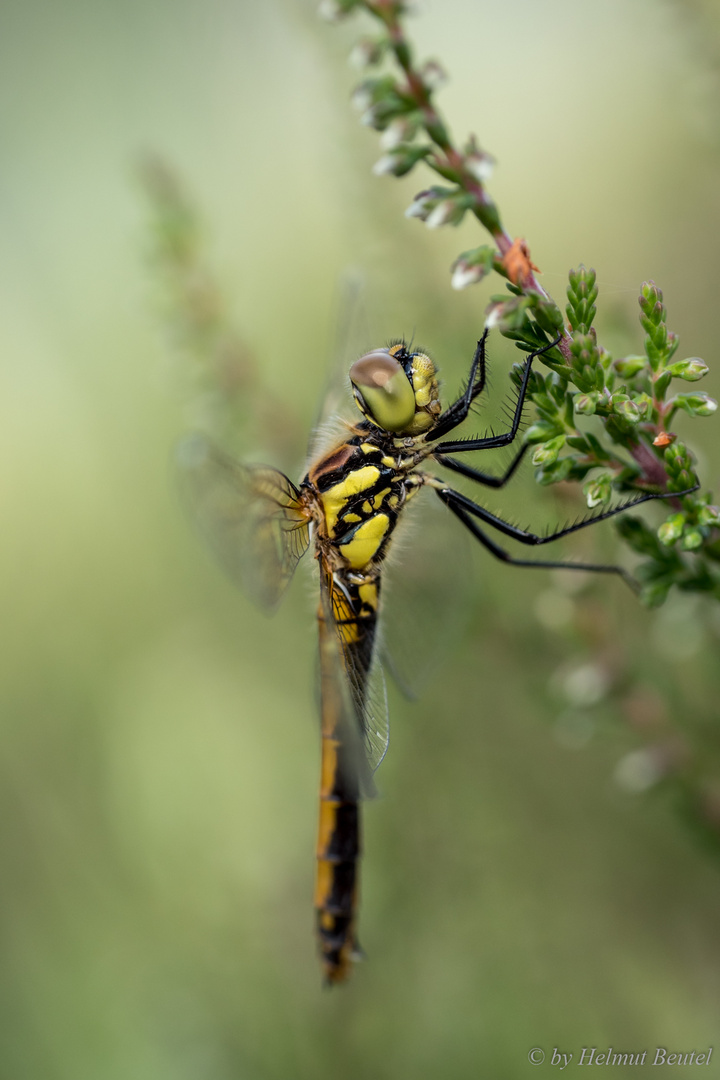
[305,272,370,465]
[318,567,389,799]
[379,486,473,700]
[177,433,311,612]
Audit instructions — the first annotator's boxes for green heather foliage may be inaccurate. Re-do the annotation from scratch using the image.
[323,0,719,606]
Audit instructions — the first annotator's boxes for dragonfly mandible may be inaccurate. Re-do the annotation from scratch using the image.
[180,329,692,984]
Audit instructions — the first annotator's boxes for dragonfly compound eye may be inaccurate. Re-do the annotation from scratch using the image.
[349,350,417,433]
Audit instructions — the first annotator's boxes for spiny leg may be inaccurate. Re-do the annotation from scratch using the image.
[427,329,489,442]
[434,442,529,489]
[433,482,699,548]
[438,496,638,590]
[430,333,562,453]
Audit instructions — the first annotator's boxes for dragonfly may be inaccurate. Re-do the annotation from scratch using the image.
[179,328,694,984]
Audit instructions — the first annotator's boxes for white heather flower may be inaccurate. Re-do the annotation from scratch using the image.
[451,261,484,290]
[562,662,609,707]
[425,199,456,228]
[380,117,411,150]
[351,84,373,112]
[359,107,378,128]
[465,151,494,184]
[372,154,398,176]
[614,749,664,793]
[318,0,344,21]
[420,60,446,91]
[485,305,503,330]
[404,192,434,220]
[349,40,379,69]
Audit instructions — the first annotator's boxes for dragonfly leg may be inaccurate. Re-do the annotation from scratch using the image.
[434,482,698,547]
[426,329,489,441]
[436,490,638,588]
[434,442,529,489]
[432,480,699,587]
[430,333,562,452]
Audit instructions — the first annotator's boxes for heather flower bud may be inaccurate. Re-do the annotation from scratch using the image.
[380,115,416,149]
[532,435,566,466]
[614,355,647,378]
[451,259,486,290]
[613,397,641,424]
[425,197,467,228]
[657,513,685,546]
[404,189,435,220]
[673,393,718,417]
[351,83,374,111]
[668,357,709,382]
[372,145,429,177]
[450,245,495,290]
[405,185,452,221]
[681,529,703,550]
[632,392,653,419]
[698,505,720,527]
[583,472,612,508]
[484,295,531,333]
[349,37,386,69]
[573,393,597,416]
[419,59,446,91]
[464,148,494,184]
[318,0,355,20]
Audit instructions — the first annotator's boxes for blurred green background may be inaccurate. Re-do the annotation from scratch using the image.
[2,1,720,1077]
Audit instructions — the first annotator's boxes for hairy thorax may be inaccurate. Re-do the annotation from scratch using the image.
[302,424,430,575]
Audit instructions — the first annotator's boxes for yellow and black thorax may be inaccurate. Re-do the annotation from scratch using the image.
[303,435,423,573]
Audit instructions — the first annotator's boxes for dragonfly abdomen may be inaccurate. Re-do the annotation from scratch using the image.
[315,748,362,984]
[315,569,380,984]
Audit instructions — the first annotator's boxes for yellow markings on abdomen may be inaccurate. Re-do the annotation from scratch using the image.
[314,858,335,910]
[320,736,339,789]
[339,513,390,569]
[316,795,340,856]
[358,581,378,611]
[372,487,391,509]
[321,465,380,535]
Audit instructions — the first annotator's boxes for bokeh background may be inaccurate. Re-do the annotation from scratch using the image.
[2,1,720,1076]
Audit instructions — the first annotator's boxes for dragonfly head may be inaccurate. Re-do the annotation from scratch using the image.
[349,343,441,435]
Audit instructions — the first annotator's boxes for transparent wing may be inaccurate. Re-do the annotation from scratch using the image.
[177,433,311,612]
[379,485,473,700]
[305,271,369,465]
[318,565,390,799]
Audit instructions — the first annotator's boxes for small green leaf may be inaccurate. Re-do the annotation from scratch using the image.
[616,515,662,557]
[654,371,672,398]
[524,421,562,444]
[584,433,612,462]
[640,579,672,607]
